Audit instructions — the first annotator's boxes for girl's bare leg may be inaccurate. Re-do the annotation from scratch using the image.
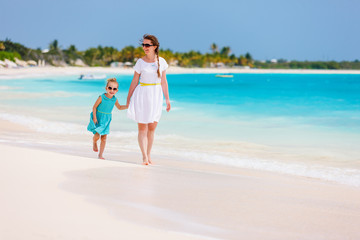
[138,123,149,165]
[147,122,158,164]
[93,133,100,152]
[98,134,107,159]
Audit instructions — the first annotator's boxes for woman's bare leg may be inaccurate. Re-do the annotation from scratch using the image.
[138,123,149,165]
[147,122,158,164]
[93,133,100,152]
[98,134,107,159]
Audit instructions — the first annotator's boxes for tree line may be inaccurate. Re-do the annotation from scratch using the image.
[1,39,359,69]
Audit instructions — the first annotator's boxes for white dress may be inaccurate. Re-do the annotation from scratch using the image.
[127,57,168,123]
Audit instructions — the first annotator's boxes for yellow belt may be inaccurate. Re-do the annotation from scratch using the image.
[97,110,111,115]
[140,82,161,86]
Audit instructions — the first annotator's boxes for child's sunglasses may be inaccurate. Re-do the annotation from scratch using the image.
[142,43,154,48]
[108,86,117,91]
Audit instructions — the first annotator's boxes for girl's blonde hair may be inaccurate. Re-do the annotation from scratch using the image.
[143,34,161,78]
[106,78,119,87]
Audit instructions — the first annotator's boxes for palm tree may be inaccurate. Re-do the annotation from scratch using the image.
[133,46,144,60]
[120,46,135,62]
[49,40,59,53]
[159,49,175,65]
[47,39,66,65]
[64,44,80,65]
[68,45,77,53]
[210,43,218,54]
[84,48,98,66]
[245,52,253,62]
[238,55,248,66]
[220,46,231,57]
[102,46,118,64]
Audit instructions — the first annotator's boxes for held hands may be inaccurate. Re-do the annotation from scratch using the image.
[115,99,128,110]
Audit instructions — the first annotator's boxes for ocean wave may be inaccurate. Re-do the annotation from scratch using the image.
[156,148,360,187]
[1,111,359,188]
[0,86,23,90]
[0,112,85,135]
[0,112,138,138]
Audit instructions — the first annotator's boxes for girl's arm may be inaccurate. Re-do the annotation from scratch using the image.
[92,96,102,124]
[161,71,171,112]
[126,72,141,107]
[115,99,128,110]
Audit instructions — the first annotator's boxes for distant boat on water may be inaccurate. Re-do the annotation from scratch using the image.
[79,74,107,80]
[215,74,234,78]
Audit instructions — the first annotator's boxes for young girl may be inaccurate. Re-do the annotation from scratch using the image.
[126,34,171,165]
[87,78,127,159]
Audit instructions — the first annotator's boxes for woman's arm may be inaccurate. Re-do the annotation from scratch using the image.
[126,72,141,106]
[161,71,171,112]
[115,99,128,110]
[92,96,102,124]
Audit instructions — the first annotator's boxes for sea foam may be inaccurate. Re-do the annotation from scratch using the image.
[157,148,360,187]
[0,112,84,135]
[1,111,360,188]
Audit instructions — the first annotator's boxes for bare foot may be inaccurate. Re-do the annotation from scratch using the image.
[142,157,149,165]
[98,155,105,160]
[148,156,153,165]
[93,141,98,152]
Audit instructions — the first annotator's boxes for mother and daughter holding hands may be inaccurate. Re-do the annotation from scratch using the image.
[87,34,171,165]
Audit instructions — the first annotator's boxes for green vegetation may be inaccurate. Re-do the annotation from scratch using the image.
[255,60,360,70]
[1,39,359,69]
[0,51,22,61]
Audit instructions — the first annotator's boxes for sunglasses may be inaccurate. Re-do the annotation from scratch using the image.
[108,86,117,91]
[142,43,154,48]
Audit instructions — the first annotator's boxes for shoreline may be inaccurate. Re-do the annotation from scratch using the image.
[1,66,360,79]
[1,109,359,188]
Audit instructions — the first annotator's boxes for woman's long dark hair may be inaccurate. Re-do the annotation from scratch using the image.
[143,34,161,78]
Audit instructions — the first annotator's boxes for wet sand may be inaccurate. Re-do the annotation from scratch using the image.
[1,119,360,240]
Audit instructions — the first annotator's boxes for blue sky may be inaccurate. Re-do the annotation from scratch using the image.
[1,0,359,61]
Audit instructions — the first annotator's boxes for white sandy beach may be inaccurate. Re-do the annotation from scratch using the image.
[1,66,360,79]
[1,118,360,240]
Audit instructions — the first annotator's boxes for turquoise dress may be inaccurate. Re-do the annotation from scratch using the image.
[87,93,117,135]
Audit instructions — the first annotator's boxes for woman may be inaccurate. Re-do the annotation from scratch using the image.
[126,34,171,165]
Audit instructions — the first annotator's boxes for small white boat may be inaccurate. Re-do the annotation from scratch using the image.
[215,74,234,78]
[79,74,107,80]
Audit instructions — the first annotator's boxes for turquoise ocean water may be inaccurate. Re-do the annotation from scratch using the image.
[1,73,360,186]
